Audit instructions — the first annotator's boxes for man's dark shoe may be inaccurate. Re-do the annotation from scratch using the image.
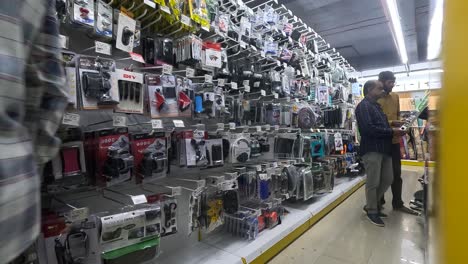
[363,206,388,218]
[367,213,385,227]
[394,205,419,216]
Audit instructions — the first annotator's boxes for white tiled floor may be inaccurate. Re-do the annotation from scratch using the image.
[269,166,425,264]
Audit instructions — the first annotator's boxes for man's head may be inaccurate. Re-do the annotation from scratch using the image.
[378,71,396,93]
[363,80,385,100]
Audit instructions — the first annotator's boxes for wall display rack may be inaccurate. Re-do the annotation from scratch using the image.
[31,1,363,264]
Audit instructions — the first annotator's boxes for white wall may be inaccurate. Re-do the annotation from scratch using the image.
[351,61,442,92]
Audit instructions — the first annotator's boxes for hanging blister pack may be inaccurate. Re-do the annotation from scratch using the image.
[176,77,194,117]
[71,0,95,27]
[96,128,134,187]
[131,132,168,183]
[227,133,251,164]
[186,130,208,167]
[94,0,112,39]
[77,56,118,109]
[116,12,136,52]
[161,198,178,237]
[115,70,144,114]
[147,74,179,118]
[62,52,78,107]
[206,134,224,167]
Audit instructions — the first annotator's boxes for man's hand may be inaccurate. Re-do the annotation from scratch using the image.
[391,120,405,127]
[392,128,407,136]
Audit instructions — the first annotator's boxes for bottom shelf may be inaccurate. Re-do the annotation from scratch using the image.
[157,176,366,264]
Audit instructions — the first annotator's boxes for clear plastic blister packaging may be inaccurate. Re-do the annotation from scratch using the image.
[224,206,259,240]
[71,0,95,27]
[77,56,118,109]
[94,0,112,39]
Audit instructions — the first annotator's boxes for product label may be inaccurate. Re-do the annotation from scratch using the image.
[186,67,195,77]
[129,52,145,63]
[62,113,80,126]
[204,74,213,83]
[163,64,173,75]
[261,89,266,96]
[131,195,148,205]
[95,41,112,55]
[65,207,89,222]
[217,78,225,86]
[160,5,171,14]
[144,0,156,8]
[244,85,250,92]
[229,122,236,130]
[151,119,163,129]
[231,82,238,90]
[113,115,127,127]
[173,120,185,127]
[181,15,192,26]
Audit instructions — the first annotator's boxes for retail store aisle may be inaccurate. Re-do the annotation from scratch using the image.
[270,166,425,264]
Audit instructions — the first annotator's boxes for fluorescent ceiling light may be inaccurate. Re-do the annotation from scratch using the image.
[383,0,409,64]
[427,0,444,60]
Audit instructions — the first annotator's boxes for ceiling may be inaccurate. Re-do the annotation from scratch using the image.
[278,0,430,70]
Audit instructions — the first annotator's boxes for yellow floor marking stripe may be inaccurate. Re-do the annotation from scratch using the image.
[249,179,365,264]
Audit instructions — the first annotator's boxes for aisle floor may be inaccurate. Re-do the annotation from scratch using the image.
[269,166,425,264]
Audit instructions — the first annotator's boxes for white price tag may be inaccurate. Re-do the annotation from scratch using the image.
[261,89,266,96]
[265,124,271,131]
[256,165,262,171]
[276,60,281,66]
[66,207,89,222]
[151,119,163,129]
[243,80,250,87]
[256,126,261,132]
[129,52,145,63]
[160,5,171,14]
[163,64,173,75]
[201,25,210,32]
[59,34,68,49]
[288,36,293,43]
[113,115,127,127]
[95,41,112,55]
[250,45,257,51]
[204,74,213,83]
[173,120,185,127]
[144,0,156,8]
[274,125,280,131]
[244,85,250,92]
[286,97,291,102]
[273,162,278,168]
[62,113,80,126]
[229,122,236,130]
[217,78,225,86]
[217,123,225,130]
[253,81,260,88]
[181,15,192,26]
[273,92,279,99]
[240,41,247,48]
[283,62,288,68]
[231,82,238,90]
[186,67,195,77]
[171,186,182,196]
[295,98,300,103]
[131,195,148,205]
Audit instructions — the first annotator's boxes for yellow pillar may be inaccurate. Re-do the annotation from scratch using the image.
[439,1,468,263]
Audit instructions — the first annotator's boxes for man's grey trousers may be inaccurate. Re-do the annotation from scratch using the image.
[362,152,393,214]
